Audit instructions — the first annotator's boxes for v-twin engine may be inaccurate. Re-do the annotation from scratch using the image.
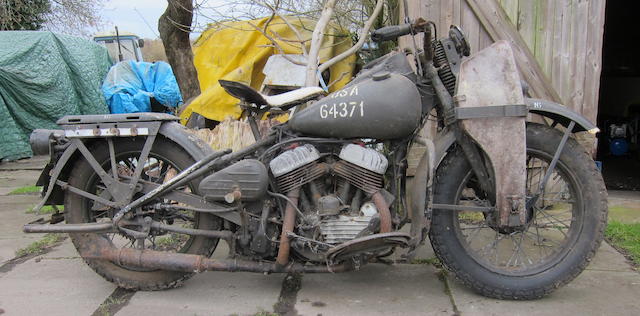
[269,144,389,246]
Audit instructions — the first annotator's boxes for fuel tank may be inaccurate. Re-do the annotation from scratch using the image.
[288,73,421,139]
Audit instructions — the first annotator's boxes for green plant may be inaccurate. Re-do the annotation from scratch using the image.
[411,257,441,267]
[606,220,640,265]
[15,233,64,257]
[26,205,63,215]
[9,185,42,195]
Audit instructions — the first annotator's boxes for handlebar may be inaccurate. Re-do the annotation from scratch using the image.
[371,23,413,42]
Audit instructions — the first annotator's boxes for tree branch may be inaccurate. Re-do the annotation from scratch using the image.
[247,21,307,66]
[304,0,337,87]
[317,0,383,74]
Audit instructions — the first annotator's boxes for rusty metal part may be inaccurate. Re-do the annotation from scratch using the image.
[408,137,435,249]
[326,232,411,263]
[455,41,527,227]
[75,232,350,273]
[224,187,242,203]
[371,191,392,233]
[91,244,350,273]
[276,189,300,266]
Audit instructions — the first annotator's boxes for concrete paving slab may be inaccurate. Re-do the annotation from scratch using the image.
[0,237,42,267]
[389,225,435,262]
[0,244,116,316]
[296,263,453,316]
[0,155,48,171]
[0,194,42,234]
[0,194,46,264]
[39,238,79,259]
[448,242,640,316]
[608,190,640,201]
[117,271,283,316]
[587,242,637,272]
[0,170,43,194]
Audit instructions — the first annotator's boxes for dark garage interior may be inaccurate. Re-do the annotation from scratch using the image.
[597,1,640,190]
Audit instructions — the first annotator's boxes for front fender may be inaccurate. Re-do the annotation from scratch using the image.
[525,98,599,134]
[410,99,598,228]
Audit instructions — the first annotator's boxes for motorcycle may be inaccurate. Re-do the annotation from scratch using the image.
[25,18,607,300]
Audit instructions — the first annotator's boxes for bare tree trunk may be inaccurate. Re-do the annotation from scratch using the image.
[158,0,200,102]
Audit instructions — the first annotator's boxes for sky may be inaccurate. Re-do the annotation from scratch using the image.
[101,0,166,39]
[101,0,229,39]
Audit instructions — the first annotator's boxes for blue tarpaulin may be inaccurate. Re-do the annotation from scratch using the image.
[102,61,182,114]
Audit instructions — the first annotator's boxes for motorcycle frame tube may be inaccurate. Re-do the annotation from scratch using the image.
[112,135,278,226]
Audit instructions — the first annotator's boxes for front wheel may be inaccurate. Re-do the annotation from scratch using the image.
[429,123,608,299]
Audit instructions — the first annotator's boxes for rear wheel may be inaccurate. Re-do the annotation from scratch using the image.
[429,123,608,299]
[65,137,221,290]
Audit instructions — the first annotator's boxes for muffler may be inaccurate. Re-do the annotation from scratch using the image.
[81,236,350,274]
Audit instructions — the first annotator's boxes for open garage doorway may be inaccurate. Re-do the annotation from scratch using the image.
[597,1,640,190]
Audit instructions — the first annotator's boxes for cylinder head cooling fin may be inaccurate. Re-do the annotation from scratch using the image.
[334,144,388,194]
[270,145,326,193]
[269,144,320,177]
[433,40,457,96]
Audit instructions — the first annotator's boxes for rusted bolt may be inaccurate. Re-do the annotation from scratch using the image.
[224,188,242,203]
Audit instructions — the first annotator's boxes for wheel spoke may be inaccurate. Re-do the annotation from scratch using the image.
[452,150,579,273]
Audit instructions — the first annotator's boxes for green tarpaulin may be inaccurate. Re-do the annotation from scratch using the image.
[0,31,111,161]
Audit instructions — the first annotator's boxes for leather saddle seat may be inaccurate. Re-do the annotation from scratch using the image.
[219,80,326,110]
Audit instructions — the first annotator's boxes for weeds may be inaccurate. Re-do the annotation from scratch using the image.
[15,233,65,257]
[606,220,640,266]
[411,257,441,267]
[98,296,126,316]
[26,205,63,215]
[9,185,42,195]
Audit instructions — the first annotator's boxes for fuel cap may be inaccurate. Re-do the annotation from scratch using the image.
[372,71,390,81]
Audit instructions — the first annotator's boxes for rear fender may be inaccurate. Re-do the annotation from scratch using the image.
[35,121,213,209]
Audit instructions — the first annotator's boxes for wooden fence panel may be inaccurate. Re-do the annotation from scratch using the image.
[403,0,606,172]
[401,0,605,123]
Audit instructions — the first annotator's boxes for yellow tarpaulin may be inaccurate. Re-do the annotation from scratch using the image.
[181,16,356,123]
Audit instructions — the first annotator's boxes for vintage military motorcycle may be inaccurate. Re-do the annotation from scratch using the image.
[25,19,607,300]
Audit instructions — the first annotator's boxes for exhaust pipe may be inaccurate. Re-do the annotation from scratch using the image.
[80,237,350,274]
[96,246,350,273]
[275,189,300,267]
[371,191,392,233]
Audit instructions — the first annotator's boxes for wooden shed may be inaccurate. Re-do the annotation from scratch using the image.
[402,0,605,127]
[403,1,640,190]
